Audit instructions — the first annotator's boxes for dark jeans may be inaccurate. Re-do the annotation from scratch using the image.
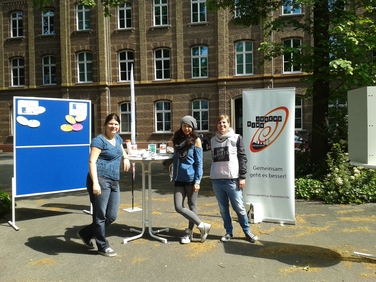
[79,174,120,251]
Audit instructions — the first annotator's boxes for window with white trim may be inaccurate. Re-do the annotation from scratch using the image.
[43,55,57,85]
[192,100,209,131]
[77,52,93,83]
[282,0,302,15]
[283,38,301,73]
[154,49,170,80]
[155,101,171,132]
[191,0,207,23]
[76,4,90,30]
[191,46,208,78]
[120,102,132,133]
[153,0,168,26]
[235,41,253,75]
[295,97,303,130]
[11,57,25,86]
[42,10,55,34]
[118,3,132,29]
[119,51,134,82]
[11,11,23,37]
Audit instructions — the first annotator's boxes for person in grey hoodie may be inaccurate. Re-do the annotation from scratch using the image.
[210,114,258,243]
[172,115,211,244]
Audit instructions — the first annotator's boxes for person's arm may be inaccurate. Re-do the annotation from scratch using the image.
[193,138,203,192]
[88,147,102,196]
[237,135,248,190]
[122,145,131,172]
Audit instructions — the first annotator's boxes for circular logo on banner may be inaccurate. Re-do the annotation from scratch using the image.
[250,106,289,153]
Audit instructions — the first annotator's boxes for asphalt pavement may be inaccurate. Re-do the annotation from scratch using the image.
[1,151,376,282]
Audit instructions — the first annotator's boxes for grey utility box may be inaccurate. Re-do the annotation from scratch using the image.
[348,87,376,166]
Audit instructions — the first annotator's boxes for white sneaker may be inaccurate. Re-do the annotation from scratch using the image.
[180,228,193,244]
[197,222,211,242]
[98,247,117,257]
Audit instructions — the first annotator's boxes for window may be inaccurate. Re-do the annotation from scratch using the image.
[77,52,93,83]
[283,39,301,73]
[120,103,131,133]
[154,49,170,80]
[42,55,57,85]
[11,57,25,86]
[77,5,90,30]
[11,11,23,37]
[42,10,55,34]
[153,0,168,26]
[118,3,132,29]
[295,97,302,129]
[192,100,209,131]
[119,51,134,82]
[191,0,207,23]
[191,46,208,78]
[282,0,302,15]
[155,101,171,132]
[235,41,253,75]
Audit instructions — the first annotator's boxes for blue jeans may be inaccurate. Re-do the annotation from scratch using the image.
[212,179,250,235]
[79,174,120,251]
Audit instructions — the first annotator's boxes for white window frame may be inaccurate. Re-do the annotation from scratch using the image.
[11,57,25,86]
[76,4,90,31]
[119,51,134,82]
[155,101,172,132]
[11,11,23,37]
[235,41,253,75]
[153,0,168,26]
[191,46,208,78]
[77,52,93,83]
[120,102,132,133]
[118,3,132,29]
[295,97,303,130]
[191,0,207,23]
[282,0,302,15]
[283,38,302,73]
[42,10,55,35]
[154,49,170,80]
[42,55,57,85]
[192,99,209,131]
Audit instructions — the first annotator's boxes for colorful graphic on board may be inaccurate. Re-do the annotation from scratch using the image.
[247,106,289,153]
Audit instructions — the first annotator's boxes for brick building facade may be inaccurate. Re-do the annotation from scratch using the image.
[0,0,312,151]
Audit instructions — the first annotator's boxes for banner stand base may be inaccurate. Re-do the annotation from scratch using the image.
[246,202,263,224]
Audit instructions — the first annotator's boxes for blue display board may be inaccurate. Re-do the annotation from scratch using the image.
[14,97,91,197]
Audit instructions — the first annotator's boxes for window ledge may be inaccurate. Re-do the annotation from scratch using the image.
[152,132,173,134]
[40,84,57,87]
[73,29,93,35]
[234,73,254,77]
[37,33,56,38]
[6,36,25,41]
[152,79,172,82]
[150,24,171,30]
[188,21,209,27]
[280,13,304,17]
[282,71,303,75]
[75,82,93,85]
[115,27,135,33]
[9,85,25,88]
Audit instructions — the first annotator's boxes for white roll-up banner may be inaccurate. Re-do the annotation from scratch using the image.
[242,88,296,224]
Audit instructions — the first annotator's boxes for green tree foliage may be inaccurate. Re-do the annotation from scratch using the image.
[208,0,376,170]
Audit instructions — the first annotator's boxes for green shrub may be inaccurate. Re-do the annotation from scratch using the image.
[295,143,376,204]
[0,191,11,216]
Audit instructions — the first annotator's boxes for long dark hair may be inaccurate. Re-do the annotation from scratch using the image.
[103,113,120,125]
[172,127,198,147]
